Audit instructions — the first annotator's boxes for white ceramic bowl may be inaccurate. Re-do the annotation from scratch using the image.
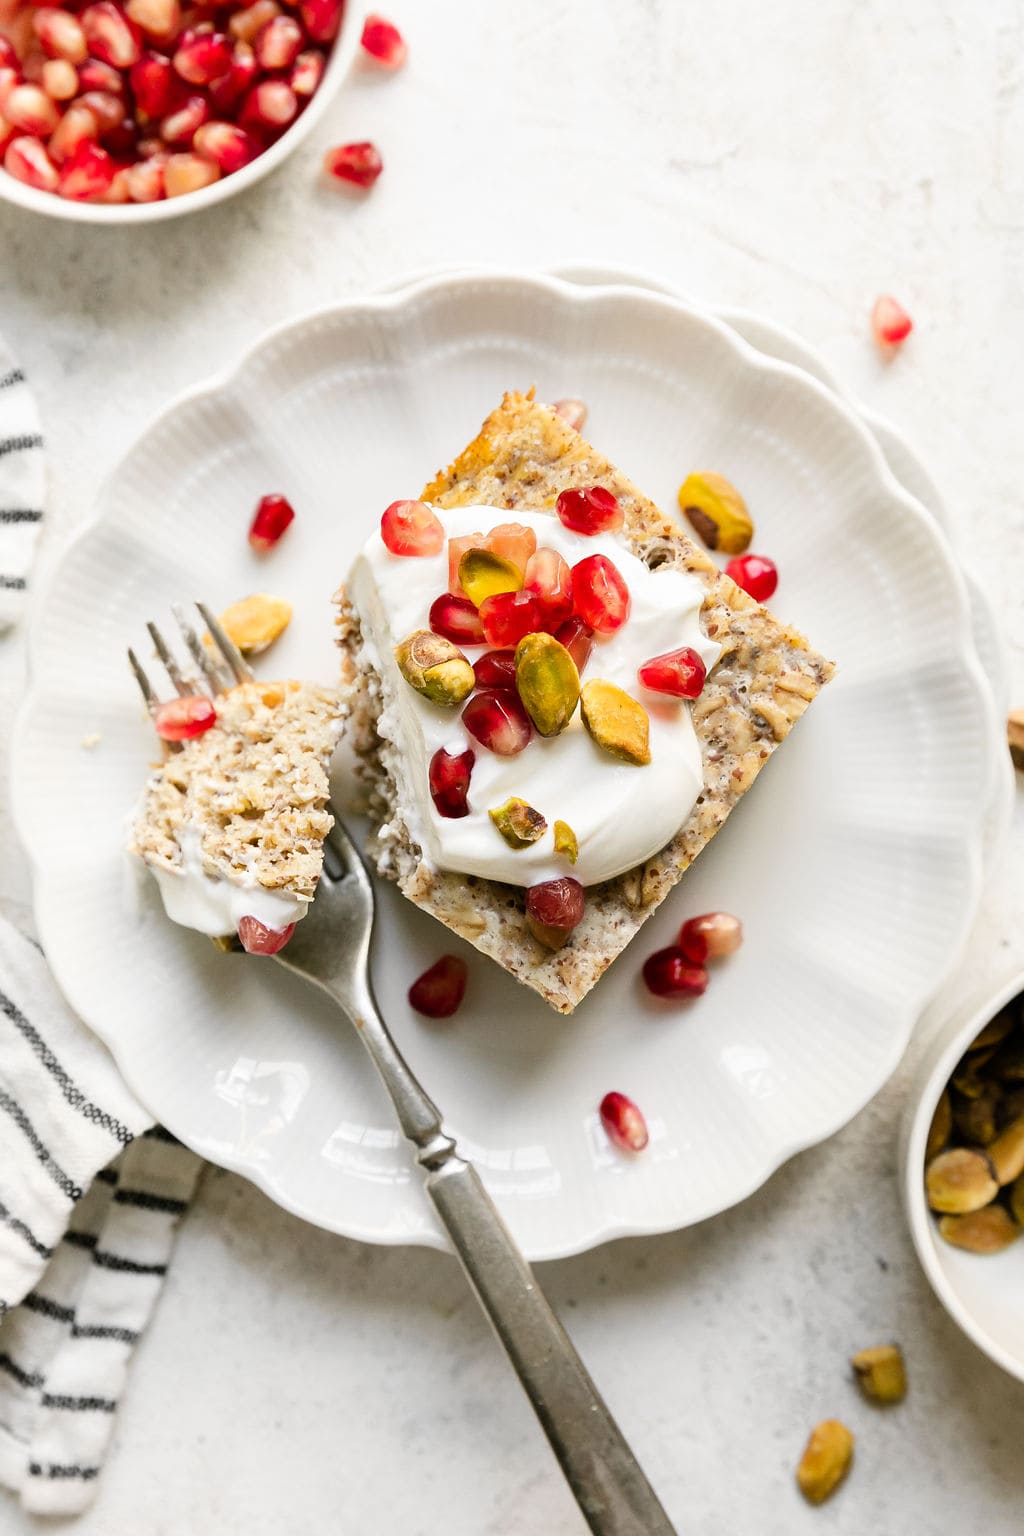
[902,971,1024,1383]
[0,3,363,225]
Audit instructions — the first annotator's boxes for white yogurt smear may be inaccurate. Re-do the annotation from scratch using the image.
[151,826,308,936]
[349,506,720,887]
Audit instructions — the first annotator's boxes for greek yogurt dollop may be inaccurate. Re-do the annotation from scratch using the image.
[349,505,720,888]
[150,826,308,936]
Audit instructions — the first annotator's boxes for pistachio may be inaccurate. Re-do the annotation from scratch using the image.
[988,1114,1024,1186]
[925,1089,952,1162]
[515,632,580,737]
[394,629,475,707]
[952,1085,1000,1147]
[951,1050,993,1100]
[991,1031,1024,1082]
[458,547,523,608]
[678,470,753,554]
[795,1420,854,1506]
[968,1009,1015,1052]
[553,819,578,864]
[1010,1173,1024,1226]
[489,797,548,849]
[939,1205,1021,1254]
[216,593,293,655]
[851,1344,907,1405]
[1008,708,1024,770]
[999,1086,1024,1130]
[580,679,651,766]
[925,1147,999,1214]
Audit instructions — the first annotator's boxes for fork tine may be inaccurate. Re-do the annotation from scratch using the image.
[127,646,160,714]
[147,621,191,696]
[197,601,254,684]
[172,603,230,695]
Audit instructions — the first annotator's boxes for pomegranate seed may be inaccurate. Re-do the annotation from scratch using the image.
[571,554,630,634]
[473,649,517,691]
[125,151,164,198]
[678,912,743,965]
[77,59,124,94]
[553,397,587,432]
[75,89,125,133]
[125,0,180,40]
[153,693,217,740]
[22,52,49,86]
[461,688,532,756]
[525,877,585,949]
[488,522,537,571]
[556,485,623,536]
[241,78,295,128]
[163,148,218,195]
[194,119,258,171]
[0,38,16,72]
[173,28,230,84]
[4,135,59,190]
[160,92,208,143]
[209,42,257,112]
[81,3,142,68]
[524,546,573,628]
[299,0,341,44]
[871,294,913,347]
[58,137,114,197]
[4,84,59,136]
[360,13,406,69]
[42,59,79,101]
[429,592,485,646]
[448,533,483,592]
[33,8,88,64]
[478,588,543,648]
[637,646,706,699]
[380,499,442,557]
[102,165,132,202]
[228,0,280,44]
[428,746,474,819]
[130,50,175,115]
[237,915,295,955]
[0,66,19,115]
[553,616,593,674]
[48,104,98,161]
[408,955,468,1019]
[289,48,323,96]
[725,553,777,603]
[642,946,708,1000]
[255,14,302,70]
[599,1091,649,1153]
[324,139,382,189]
[249,493,295,551]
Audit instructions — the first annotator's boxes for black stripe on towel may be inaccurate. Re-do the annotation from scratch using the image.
[92,1250,167,1277]
[0,1352,44,1390]
[28,1463,99,1481]
[113,1188,187,1216]
[41,1393,116,1413]
[0,986,134,1146]
[0,435,43,458]
[0,508,43,523]
[0,575,26,591]
[63,1230,97,1251]
[21,1293,74,1325]
[0,1089,80,1201]
[0,369,25,390]
[72,1323,139,1346]
[95,1167,118,1185]
[0,1197,53,1261]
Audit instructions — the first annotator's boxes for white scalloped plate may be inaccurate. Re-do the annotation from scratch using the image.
[11,273,1002,1258]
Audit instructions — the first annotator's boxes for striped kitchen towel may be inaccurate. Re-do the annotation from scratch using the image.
[0,339,45,633]
[0,352,203,1515]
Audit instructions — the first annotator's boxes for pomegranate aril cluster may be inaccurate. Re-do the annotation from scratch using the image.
[642,911,743,1001]
[0,0,341,204]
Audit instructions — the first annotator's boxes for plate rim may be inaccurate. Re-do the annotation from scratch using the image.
[10,269,1003,1258]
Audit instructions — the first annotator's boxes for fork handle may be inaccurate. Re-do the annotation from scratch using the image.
[420,1140,676,1535]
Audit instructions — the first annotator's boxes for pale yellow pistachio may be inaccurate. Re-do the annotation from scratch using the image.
[216,593,292,655]
[580,679,651,766]
[851,1345,907,1405]
[394,629,475,707]
[678,470,753,553]
[925,1089,952,1162]
[458,547,523,607]
[796,1420,854,1506]
[939,1205,1021,1254]
[925,1148,999,1214]
[515,632,580,737]
[988,1114,1024,1186]
[553,820,578,864]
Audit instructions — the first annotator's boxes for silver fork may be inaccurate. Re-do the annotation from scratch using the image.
[131,605,677,1536]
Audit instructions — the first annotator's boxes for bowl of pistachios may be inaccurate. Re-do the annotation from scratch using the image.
[902,971,1024,1383]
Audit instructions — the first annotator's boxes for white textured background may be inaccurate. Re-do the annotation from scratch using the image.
[2,1,1024,1531]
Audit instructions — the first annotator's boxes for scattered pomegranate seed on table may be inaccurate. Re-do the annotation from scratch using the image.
[380,499,443,557]
[571,553,631,633]
[153,694,217,741]
[556,485,623,536]
[237,915,295,955]
[249,493,295,552]
[642,946,708,1000]
[871,294,913,348]
[678,912,743,964]
[637,646,707,699]
[323,140,383,191]
[725,553,778,603]
[599,1091,649,1153]
[408,955,468,1018]
[428,746,475,819]
[360,13,406,70]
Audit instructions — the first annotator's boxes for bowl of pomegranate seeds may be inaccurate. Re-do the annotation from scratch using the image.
[0,0,363,220]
